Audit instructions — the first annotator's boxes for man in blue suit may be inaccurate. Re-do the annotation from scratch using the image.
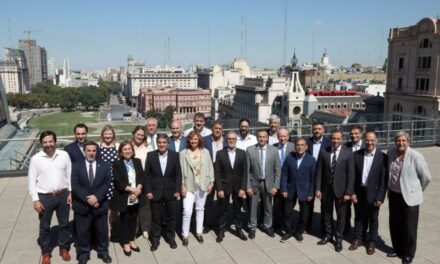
[65,124,88,163]
[167,120,186,152]
[71,141,112,264]
[280,137,316,243]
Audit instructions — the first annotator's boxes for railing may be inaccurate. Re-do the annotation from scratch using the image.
[1,116,439,176]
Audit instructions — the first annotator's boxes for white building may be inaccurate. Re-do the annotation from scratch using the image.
[0,61,25,94]
[354,83,386,96]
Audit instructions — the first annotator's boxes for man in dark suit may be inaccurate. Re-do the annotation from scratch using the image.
[344,124,365,233]
[168,120,186,152]
[202,120,226,233]
[280,137,316,243]
[65,123,88,163]
[272,128,295,231]
[349,131,387,255]
[215,131,248,242]
[306,121,330,234]
[145,134,182,251]
[71,141,112,264]
[315,129,355,252]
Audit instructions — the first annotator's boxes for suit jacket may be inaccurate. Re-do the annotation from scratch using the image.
[145,150,182,201]
[180,148,215,193]
[246,144,281,191]
[316,145,355,198]
[203,135,227,160]
[345,140,365,152]
[354,149,387,204]
[307,136,331,160]
[215,148,247,194]
[112,158,145,212]
[280,152,316,201]
[71,159,111,215]
[168,135,187,152]
[387,147,431,206]
[64,141,85,163]
[273,142,295,160]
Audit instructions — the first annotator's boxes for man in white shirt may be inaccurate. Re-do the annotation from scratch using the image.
[183,112,212,137]
[236,118,257,151]
[28,131,72,264]
[145,117,158,150]
[267,114,281,145]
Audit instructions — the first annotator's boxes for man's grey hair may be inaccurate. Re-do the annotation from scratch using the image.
[394,130,410,142]
[269,114,280,123]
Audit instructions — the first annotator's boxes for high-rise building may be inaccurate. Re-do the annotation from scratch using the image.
[47,58,55,79]
[0,48,31,94]
[384,17,440,128]
[18,39,48,85]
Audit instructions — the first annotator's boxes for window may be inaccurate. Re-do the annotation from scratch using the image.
[398,78,402,90]
[398,58,404,69]
[419,38,433,48]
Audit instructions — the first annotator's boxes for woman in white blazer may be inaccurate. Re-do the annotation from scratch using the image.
[179,131,214,247]
[387,131,431,264]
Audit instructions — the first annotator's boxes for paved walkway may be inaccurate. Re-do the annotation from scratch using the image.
[0,147,439,264]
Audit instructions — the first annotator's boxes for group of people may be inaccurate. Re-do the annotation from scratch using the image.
[28,113,431,264]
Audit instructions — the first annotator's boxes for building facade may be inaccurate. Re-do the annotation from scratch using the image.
[137,88,211,120]
[18,39,47,86]
[384,17,440,131]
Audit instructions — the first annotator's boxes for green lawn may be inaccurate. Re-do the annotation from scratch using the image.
[29,111,99,137]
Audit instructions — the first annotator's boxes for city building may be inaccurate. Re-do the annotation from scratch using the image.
[137,88,211,120]
[0,48,31,94]
[18,39,48,85]
[47,58,55,79]
[384,17,440,129]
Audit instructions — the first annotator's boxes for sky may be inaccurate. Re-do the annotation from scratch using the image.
[1,0,439,71]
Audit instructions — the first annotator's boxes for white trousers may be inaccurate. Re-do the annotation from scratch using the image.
[182,188,208,237]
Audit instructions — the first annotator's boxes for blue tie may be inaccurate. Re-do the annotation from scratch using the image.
[280,145,285,167]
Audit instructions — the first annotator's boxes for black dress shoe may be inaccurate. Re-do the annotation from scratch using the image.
[317,236,332,245]
[387,251,398,258]
[150,243,159,252]
[182,238,189,247]
[236,230,248,241]
[196,234,204,244]
[203,226,210,234]
[335,240,343,252]
[97,254,112,263]
[122,249,131,256]
[293,232,304,242]
[130,246,140,252]
[169,240,177,249]
[402,256,413,264]
[78,260,88,264]
[216,231,224,243]
[266,228,275,238]
[248,230,256,239]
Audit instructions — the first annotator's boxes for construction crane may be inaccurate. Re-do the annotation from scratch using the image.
[22,28,44,86]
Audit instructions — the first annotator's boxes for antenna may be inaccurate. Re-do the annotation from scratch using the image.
[8,17,12,47]
[241,16,244,58]
[208,26,211,67]
[167,37,170,66]
[283,0,287,65]
[311,31,315,64]
[244,15,247,59]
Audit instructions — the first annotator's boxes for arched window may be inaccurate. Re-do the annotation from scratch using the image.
[414,105,427,137]
[419,38,432,48]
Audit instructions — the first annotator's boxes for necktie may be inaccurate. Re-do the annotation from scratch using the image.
[150,136,156,150]
[280,145,285,167]
[88,161,94,185]
[330,150,337,177]
[260,148,265,179]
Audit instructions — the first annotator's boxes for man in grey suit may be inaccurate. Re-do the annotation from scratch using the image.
[246,129,281,239]
[315,129,355,252]
[272,128,295,231]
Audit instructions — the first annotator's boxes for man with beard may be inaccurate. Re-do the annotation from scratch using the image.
[28,131,72,264]
[267,115,281,145]
[184,112,212,137]
[236,118,257,151]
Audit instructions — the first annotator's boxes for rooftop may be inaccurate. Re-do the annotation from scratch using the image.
[0,146,439,264]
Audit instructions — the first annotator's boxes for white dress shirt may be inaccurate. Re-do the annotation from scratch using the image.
[147,133,157,150]
[85,159,96,179]
[312,136,323,161]
[352,140,363,152]
[268,131,279,145]
[159,151,168,175]
[330,145,342,163]
[28,149,72,201]
[211,137,224,163]
[259,144,267,179]
[237,134,257,151]
[362,150,375,186]
[228,148,236,169]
